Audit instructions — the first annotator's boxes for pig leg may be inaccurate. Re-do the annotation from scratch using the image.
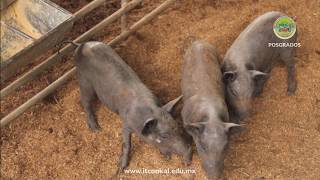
[253,78,268,97]
[182,146,192,166]
[79,77,101,131]
[118,126,132,171]
[280,49,297,95]
[160,149,172,160]
[253,67,271,97]
[286,63,297,95]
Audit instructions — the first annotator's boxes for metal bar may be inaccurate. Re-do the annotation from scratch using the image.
[109,0,175,45]
[0,0,142,99]
[0,69,75,127]
[1,0,177,128]
[121,0,128,32]
[73,0,106,22]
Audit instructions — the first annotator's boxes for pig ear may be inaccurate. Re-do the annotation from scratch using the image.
[250,70,268,81]
[224,122,247,135]
[224,122,241,132]
[162,95,183,113]
[223,71,237,83]
[142,118,158,136]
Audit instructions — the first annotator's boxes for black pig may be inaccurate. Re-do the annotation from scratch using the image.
[181,39,240,179]
[222,11,298,120]
[75,41,192,171]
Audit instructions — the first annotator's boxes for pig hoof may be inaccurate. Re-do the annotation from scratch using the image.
[117,167,124,174]
[183,152,192,166]
[164,154,171,161]
[288,91,294,96]
[89,124,101,132]
[118,155,129,171]
[115,166,125,178]
[160,151,172,160]
[287,88,296,96]
[183,159,192,166]
[287,83,297,96]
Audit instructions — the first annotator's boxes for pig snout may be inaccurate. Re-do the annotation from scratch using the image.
[202,160,224,179]
[171,137,193,163]
[155,131,192,164]
[236,98,252,117]
[228,97,252,119]
[182,145,192,165]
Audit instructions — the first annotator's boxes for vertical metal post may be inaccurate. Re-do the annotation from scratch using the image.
[121,0,128,32]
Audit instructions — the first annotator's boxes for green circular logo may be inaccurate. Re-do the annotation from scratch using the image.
[273,16,296,39]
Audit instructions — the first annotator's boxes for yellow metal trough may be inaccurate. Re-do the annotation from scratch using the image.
[0,0,73,82]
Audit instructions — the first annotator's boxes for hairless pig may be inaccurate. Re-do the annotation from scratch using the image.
[74,41,192,171]
[181,39,241,179]
[222,11,298,121]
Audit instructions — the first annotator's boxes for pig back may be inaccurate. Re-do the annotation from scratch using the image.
[75,42,153,112]
[224,11,296,70]
[182,40,224,101]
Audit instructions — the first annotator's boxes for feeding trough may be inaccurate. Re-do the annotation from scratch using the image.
[0,0,73,83]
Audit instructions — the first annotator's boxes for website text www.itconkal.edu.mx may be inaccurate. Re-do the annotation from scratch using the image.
[124,168,196,175]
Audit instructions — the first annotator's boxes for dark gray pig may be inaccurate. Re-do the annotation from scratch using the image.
[222,11,298,120]
[75,41,192,171]
[181,40,240,179]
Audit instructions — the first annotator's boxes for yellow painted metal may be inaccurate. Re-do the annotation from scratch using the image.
[0,0,73,81]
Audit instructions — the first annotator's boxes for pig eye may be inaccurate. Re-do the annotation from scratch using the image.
[223,71,237,83]
[198,141,208,153]
[160,133,170,139]
[218,113,227,122]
